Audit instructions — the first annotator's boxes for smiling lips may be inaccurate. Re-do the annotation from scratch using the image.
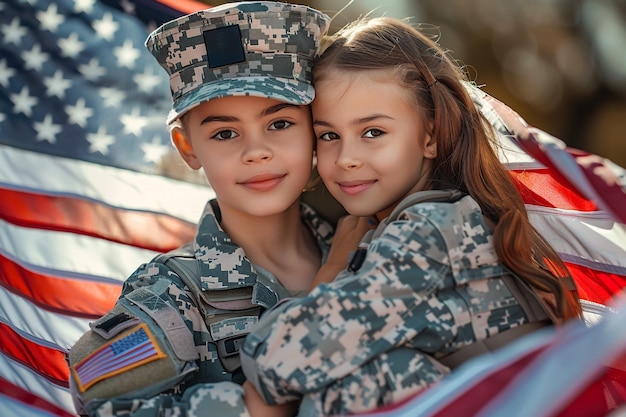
[337,180,376,195]
[239,173,286,191]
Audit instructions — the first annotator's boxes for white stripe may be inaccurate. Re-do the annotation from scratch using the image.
[0,145,212,223]
[496,133,545,171]
[0,286,90,350]
[527,205,626,270]
[0,355,74,416]
[0,217,158,281]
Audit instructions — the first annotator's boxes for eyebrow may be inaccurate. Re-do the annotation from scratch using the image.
[200,103,300,125]
[313,113,394,128]
[261,102,300,116]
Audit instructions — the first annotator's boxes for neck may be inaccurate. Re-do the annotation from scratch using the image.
[217,200,321,291]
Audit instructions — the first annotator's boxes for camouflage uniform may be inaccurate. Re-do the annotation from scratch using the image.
[241,193,534,416]
[69,200,333,416]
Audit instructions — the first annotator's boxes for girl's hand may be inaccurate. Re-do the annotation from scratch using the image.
[243,381,298,417]
[309,216,376,291]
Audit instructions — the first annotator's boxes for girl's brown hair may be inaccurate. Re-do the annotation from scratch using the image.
[314,17,581,320]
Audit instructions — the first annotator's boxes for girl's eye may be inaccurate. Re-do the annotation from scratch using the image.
[269,120,293,130]
[317,132,340,141]
[363,129,384,138]
[211,130,239,141]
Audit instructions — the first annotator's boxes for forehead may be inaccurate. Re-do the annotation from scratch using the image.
[184,95,308,124]
[312,69,416,116]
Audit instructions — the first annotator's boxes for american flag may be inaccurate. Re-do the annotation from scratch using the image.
[0,0,210,415]
[0,0,625,416]
[73,325,163,392]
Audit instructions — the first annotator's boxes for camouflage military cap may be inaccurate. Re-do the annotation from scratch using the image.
[145,1,331,124]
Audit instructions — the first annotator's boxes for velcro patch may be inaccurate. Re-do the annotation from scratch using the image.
[72,323,165,392]
[210,316,258,340]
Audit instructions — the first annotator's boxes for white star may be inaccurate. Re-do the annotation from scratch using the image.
[2,17,27,45]
[58,32,85,58]
[44,70,72,99]
[11,87,37,116]
[37,4,64,32]
[79,58,106,81]
[120,108,149,136]
[65,98,93,128]
[0,59,16,87]
[22,44,49,72]
[99,87,126,107]
[93,12,119,42]
[141,136,171,164]
[86,126,115,154]
[114,40,140,68]
[134,69,162,93]
[73,0,96,14]
[34,114,62,143]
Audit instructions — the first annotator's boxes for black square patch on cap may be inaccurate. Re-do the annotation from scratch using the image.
[204,25,246,68]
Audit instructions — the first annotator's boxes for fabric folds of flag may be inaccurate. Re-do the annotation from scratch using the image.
[474,90,626,313]
[1,1,625,417]
[0,0,209,416]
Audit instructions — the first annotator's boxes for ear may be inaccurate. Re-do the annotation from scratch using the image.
[171,127,201,170]
[422,121,437,160]
[424,133,437,159]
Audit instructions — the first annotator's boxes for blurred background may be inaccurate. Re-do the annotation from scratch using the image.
[201,0,626,167]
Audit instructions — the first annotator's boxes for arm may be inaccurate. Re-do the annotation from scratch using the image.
[241,211,453,405]
[69,261,203,416]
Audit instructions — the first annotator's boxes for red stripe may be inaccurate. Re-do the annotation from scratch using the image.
[429,346,548,417]
[570,148,626,224]
[153,0,209,14]
[0,322,69,388]
[510,169,598,211]
[566,262,626,306]
[0,188,195,253]
[0,253,120,318]
[0,376,74,417]
[554,356,626,416]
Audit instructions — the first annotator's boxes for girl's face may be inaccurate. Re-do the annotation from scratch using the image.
[312,69,437,220]
[174,96,314,218]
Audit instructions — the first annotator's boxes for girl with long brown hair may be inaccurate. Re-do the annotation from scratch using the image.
[241,16,582,416]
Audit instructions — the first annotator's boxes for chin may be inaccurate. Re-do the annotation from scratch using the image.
[341,204,377,218]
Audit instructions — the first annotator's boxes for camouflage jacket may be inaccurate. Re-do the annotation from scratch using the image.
[241,193,532,417]
[68,199,333,417]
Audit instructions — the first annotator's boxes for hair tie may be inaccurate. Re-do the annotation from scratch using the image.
[428,79,438,88]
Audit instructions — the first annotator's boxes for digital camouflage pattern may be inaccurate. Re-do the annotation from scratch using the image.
[88,382,249,417]
[241,194,530,416]
[69,199,333,417]
[145,1,330,123]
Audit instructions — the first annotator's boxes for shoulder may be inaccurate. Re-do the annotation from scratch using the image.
[377,194,492,257]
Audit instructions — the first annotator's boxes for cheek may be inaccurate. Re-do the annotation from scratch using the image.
[199,154,230,184]
[315,145,335,180]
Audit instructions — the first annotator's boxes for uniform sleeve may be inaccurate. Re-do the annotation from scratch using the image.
[241,210,456,405]
[85,382,249,417]
[68,261,204,416]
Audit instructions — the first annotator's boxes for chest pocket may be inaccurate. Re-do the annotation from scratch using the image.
[155,251,280,374]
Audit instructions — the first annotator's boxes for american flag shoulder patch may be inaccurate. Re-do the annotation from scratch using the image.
[72,323,165,392]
